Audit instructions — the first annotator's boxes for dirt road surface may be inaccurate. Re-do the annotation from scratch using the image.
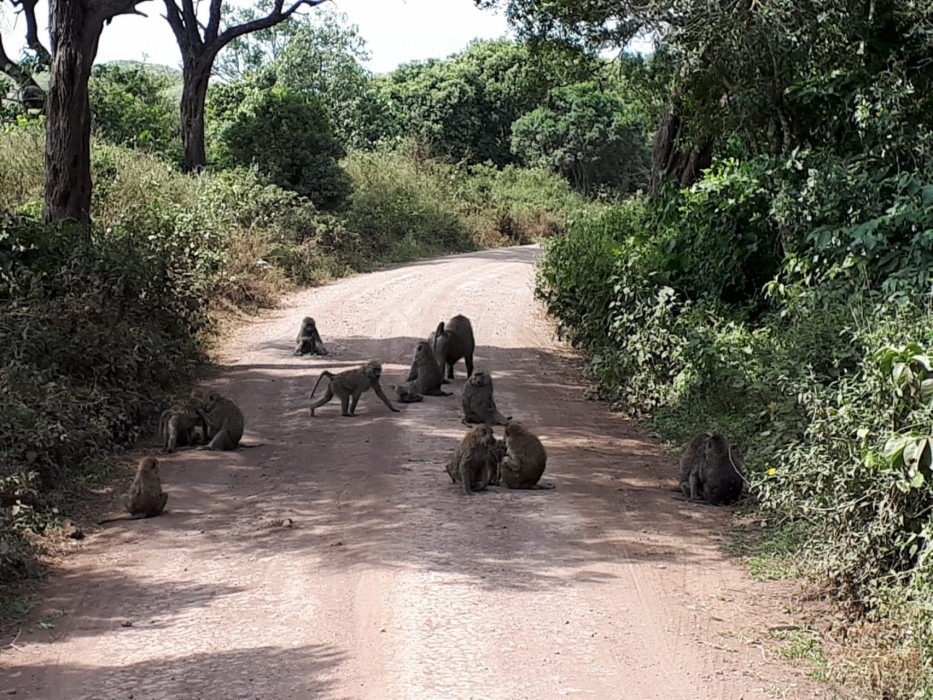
[2,245,827,699]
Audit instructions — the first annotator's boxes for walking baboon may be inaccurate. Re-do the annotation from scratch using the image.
[446,425,497,495]
[198,391,246,450]
[430,314,475,381]
[679,432,744,505]
[310,360,400,416]
[393,381,424,403]
[461,369,510,426]
[498,422,555,490]
[98,457,168,524]
[405,341,452,396]
[294,316,328,356]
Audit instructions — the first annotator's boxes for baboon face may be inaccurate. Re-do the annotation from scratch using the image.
[364,361,383,382]
[301,317,316,330]
[479,425,495,446]
[469,370,490,388]
[504,422,526,439]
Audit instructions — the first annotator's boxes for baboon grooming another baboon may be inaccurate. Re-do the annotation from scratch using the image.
[461,369,510,426]
[446,425,497,495]
[310,360,401,416]
[405,341,452,396]
[159,389,209,452]
[495,422,555,490]
[198,391,246,450]
[294,316,328,356]
[679,432,744,505]
[430,314,475,381]
[393,381,424,404]
[98,457,168,524]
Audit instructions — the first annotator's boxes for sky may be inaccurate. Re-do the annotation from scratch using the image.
[0,0,517,75]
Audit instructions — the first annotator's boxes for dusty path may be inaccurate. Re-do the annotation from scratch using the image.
[3,245,826,699]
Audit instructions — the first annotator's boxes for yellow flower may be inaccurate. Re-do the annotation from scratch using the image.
[767,467,777,476]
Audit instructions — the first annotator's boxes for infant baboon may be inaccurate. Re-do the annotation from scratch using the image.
[498,422,555,490]
[310,360,400,416]
[405,341,452,397]
[679,432,744,505]
[446,425,497,496]
[98,457,168,524]
[198,391,245,450]
[461,369,510,426]
[393,381,424,404]
[294,316,328,356]
[430,314,475,381]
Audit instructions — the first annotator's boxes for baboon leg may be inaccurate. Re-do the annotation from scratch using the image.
[309,387,334,416]
[465,354,474,378]
[422,388,453,397]
[208,430,237,451]
[458,459,474,496]
[159,492,169,510]
[446,362,455,380]
[294,341,305,356]
[688,471,700,501]
[373,385,401,413]
[342,392,354,417]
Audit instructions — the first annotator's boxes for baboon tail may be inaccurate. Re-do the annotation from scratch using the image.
[433,321,445,351]
[309,371,334,398]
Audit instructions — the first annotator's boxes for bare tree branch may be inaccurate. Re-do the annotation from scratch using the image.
[9,0,52,65]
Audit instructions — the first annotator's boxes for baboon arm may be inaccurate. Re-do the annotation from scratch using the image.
[458,458,474,495]
[373,384,401,412]
[405,361,418,383]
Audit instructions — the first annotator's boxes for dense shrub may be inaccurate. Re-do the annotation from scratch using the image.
[209,83,352,210]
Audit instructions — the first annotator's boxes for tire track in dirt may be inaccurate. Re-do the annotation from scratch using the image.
[2,245,829,699]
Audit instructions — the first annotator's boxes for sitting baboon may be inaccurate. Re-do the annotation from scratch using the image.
[393,381,424,403]
[405,341,452,397]
[294,316,328,356]
[429,314,475,381]
[198,391,246,450]
[446,425,497,495]
[679,432,744,505]
[159,389,209,453]
[98,457,168,524]
[310,360,400,416]
[496,422,555,490]
[461,369,510,426]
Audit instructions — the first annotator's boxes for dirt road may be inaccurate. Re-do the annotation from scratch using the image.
[3,245,825,699]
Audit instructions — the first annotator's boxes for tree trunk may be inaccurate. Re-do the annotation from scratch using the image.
[648,105,712,197]
[43,2,102,226]
[179,56,214,172]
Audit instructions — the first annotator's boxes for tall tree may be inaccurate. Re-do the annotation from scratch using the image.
[162,0,329,172]
[43,0,147,224]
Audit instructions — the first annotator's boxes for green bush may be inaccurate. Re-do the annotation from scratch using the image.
[209,84,352,210]
[88,63,181,161]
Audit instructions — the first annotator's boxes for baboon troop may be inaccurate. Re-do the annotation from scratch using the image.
[678,432,745,506]
[98,457,168,525]
[430,314,475,381]
[294,316,328,356]
[309,360,400,416]
[461,369,510,426]
[159,390,209,453]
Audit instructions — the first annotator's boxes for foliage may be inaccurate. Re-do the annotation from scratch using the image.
[376,39,598,166]
[215,8,391,150]
[208,83,351,210]
[511,81,648,193]
[88,63,181,160]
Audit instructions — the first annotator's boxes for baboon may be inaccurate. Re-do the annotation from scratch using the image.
[405,341,452,396]
[98,457,168,524]
[679,432,744,506]
[294,316,327,356]
[497,422,555,490]
[310,360,401,416]
[393,381,424,403]
[430,314,475,381]
[159,389,209,453]
[445,425,497,495]
[198,391,246,450]
[461,369,510,426]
